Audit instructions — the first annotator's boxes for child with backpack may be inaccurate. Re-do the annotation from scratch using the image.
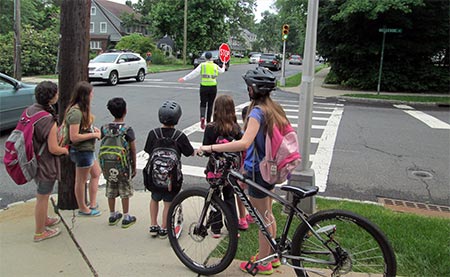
[202,95,243,238]
[7,81,69,242]
[200,67,293,274]
[99,97,137,228]
[144,100,196,239]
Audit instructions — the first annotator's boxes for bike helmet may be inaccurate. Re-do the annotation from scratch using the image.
[242,67,276,99]
[205,52,212,59]
[159,100,182,125]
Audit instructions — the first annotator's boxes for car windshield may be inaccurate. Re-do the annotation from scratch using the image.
[91,54,119,63]
[251,54,261,57]
[201,51,219,59]
[291,55,301,59]
[261,54,276,59]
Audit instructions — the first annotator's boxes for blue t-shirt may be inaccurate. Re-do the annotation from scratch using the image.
[244,107,266,172]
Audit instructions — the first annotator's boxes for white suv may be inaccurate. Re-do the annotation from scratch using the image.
[88,51,148,86]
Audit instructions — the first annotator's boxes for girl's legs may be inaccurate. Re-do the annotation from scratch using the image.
[88,160,101,209]
[75,167,91,213]
[35,193,50,234]
[250,195,276,260]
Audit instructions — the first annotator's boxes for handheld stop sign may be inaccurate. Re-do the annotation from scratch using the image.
[219,43,231,63]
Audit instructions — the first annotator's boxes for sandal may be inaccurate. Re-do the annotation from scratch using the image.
[45,216,61,227]
[78,209,101,217]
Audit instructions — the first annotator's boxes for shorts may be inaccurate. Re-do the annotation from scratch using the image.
[245,170,275,199]
[35,180,56,195]
[69,148,95,168]
[151,191,176,202]
[105,180,133,199]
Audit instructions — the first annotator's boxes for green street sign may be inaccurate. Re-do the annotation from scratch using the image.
[379,28,402,33]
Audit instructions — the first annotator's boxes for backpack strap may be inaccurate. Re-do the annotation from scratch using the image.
[26,108,51,157]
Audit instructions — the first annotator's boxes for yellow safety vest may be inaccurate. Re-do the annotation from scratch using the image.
[200,61,218,86]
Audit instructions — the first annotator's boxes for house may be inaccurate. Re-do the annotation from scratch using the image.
[90,0,148,52]
[228,28,257,54]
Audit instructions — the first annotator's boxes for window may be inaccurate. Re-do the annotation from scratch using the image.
[91,7,96,15]
[100,22,107,33]
[90,41,101,49]
[90,22,94,33]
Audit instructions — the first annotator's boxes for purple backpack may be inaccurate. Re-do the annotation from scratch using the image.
[4,109,49,185]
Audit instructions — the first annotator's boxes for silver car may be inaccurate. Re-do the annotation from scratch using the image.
[249,53,261,64]
[0,73,36,131]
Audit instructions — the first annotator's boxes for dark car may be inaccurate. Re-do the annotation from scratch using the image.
[0,73,36,131]
[289,55,303,65]
[258,53,281,71]
[193,50,230,71]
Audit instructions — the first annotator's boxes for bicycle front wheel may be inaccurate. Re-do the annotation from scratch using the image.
[167,187,238,276]
[291,210,396,277]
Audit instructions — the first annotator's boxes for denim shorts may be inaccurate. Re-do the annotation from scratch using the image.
[245,170,275,199]
[151,191,176,202]
[35,180,56,195]
[69,148,95,168]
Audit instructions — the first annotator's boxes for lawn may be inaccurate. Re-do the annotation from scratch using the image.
[236,197,450,276]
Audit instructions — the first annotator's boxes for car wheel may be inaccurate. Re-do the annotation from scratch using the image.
[108,71,118,86]
[136,69,145,82]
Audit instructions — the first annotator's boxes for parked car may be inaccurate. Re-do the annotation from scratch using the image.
[249,53,261,64]
[88,51,148,86]
[193,50,230,71]
[248,52,260,58]
[289,55,303,65]
[258,53,281,71]
[0,73,36,131]
[233,52,245,58]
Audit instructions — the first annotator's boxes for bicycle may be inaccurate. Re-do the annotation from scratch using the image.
[167,152,396,276]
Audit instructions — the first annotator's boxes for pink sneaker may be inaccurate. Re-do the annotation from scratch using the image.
[34,227,61,242]
[240,260,273,275]
[45,216,60,227]
[238,218,248,230]
[251,254,281,268]
[246,213,255,224]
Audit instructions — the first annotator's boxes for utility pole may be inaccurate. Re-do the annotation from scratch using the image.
[287,0,319,214]
[183,0,187,65]
[13,0,22,80]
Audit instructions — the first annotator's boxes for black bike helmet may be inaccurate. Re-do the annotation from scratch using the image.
[205,51,212,59]
[159,100,182,125]
[242,67,276,99]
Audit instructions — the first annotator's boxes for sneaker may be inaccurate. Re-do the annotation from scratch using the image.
[240,260,273,275]
[246,213,255,224]
[109,213,123,226]
[200,117,205,130]
[251,254,281,268]
[45,216,60,227]
[34,227,61,242]
[149,225,160,237]
[212,231,221,239]
[158,228,168,239]
[238,218,248,230]
[121,216,136,229]
[78,209,101,217]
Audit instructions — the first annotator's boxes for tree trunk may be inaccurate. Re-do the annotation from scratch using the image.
[57,0,91,210]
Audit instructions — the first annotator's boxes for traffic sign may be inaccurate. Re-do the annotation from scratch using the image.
[219,43,231,63]
[379,28,402,33]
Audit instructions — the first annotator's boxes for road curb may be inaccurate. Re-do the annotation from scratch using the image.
[335,96,446,107]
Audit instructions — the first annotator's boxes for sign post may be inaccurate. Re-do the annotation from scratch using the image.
[219,43,231,64]
[377,28,402,94]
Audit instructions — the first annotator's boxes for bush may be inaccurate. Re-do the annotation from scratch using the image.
[115,33,155,58]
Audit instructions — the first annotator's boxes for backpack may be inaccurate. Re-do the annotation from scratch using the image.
[205,136,242,186]
[259,124,301,184]
[143,128,183,193]
[4,109,50,185]
[98,124,131,183]
[57,120,69,147]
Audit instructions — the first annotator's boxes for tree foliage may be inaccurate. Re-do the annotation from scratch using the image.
[115,33,155,58]
[317,0,449,93]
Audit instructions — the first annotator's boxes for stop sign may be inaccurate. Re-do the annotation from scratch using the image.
[219,43,231,63]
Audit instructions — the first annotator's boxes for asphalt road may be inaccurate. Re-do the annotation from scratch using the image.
[1,63,449,208]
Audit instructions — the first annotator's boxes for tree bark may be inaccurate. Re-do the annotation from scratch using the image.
[57,0,91,210]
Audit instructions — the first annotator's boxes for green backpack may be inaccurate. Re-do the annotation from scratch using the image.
[98,124,131,183]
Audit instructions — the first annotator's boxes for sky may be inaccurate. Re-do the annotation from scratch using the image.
[108,0,276,22]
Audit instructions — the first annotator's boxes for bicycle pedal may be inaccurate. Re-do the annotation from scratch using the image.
[244,261,258,276]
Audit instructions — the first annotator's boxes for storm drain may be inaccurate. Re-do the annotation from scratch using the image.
[378,197,450,219]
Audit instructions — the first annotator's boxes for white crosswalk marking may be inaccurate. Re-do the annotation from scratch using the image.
[394,105,450,129]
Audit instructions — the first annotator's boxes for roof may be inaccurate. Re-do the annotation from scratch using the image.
[95,0,142,20]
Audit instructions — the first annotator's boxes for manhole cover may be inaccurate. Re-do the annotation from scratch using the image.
[407,168,433,180]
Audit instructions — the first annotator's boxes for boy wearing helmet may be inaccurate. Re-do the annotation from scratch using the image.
[200,67,289,274]
[144,100,196,239]
[178,51,226,130]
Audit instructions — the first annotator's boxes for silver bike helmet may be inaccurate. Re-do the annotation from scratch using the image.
[159,100,182,125]
[242,67,276,99]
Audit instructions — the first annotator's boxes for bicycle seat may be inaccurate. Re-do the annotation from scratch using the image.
[280,185,318,199]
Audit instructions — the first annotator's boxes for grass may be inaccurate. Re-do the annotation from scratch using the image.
[344,94,450,104]
[236,198,450,276]
[278,63,329,87]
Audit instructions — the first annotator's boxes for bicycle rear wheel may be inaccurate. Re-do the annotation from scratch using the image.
[291,210,396,277]
[167,187,238,276]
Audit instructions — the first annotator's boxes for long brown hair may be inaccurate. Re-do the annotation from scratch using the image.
[212,95,238,136]
[244,94,289,137]
[67,81,94,129]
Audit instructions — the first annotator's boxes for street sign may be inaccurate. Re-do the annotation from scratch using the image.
[379,28,402,33]
[219,43,231,63]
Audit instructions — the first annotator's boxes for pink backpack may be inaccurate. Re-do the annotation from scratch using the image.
[260,124,301,184]
[4,109,49,185]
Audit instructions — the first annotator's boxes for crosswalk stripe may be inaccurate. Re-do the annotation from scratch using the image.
[394,105,450,130]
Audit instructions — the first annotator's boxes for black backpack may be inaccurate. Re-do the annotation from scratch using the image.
[144,128,183,193]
